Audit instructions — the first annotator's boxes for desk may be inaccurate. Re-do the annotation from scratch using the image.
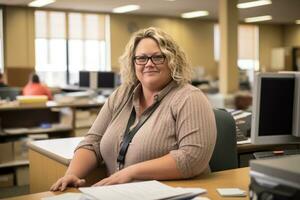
[28,137,299,194]
[7,167,250,200]
[237,142,300,167]
[27,137,249,199]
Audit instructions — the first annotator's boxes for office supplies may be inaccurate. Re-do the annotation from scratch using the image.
[226,109,251,142]
[16,95,48,105]
[249,155,300,200]
[79,180,206,200]
[216,188,246,197]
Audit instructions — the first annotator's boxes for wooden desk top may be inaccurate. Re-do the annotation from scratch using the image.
[6,167,250,200]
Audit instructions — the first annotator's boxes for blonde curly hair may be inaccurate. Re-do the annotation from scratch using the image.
[119,27,192,85]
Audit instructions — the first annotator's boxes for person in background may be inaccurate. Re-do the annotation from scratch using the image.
[0,72,8,87]
[51,27,217,191]
[23,73,53,100]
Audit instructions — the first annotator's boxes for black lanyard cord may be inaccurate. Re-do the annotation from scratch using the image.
[117,101,160,168]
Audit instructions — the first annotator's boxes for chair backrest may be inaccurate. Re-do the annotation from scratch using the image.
[0,87,21,100]
[209,109,238,172]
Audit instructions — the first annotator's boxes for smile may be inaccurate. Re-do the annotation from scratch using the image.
[143,71,159,73]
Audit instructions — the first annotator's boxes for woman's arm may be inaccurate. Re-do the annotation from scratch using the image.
[65,148,98,177]
[93,154,182,186]
[50,148,98,191]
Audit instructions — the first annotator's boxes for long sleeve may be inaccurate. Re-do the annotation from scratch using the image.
[169,90,217,178]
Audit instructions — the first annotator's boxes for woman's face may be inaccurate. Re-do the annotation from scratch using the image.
[134,38,172,91]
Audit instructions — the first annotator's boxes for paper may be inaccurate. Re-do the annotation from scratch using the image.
[175,187,206,195]
[216,188,246,197]
[79,180,206,200]
[41,193,94,200]
[237,138,251,144]
[192,197,210,200]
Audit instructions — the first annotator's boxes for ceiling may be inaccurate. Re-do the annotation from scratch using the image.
[0,0,299,24]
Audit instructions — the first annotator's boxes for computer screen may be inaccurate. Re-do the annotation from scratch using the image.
[79,71,90,87]
[251,73,300,144]
[97,71,116,89]
[79,71,118,89]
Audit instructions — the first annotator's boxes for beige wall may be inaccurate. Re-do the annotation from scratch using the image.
[258,24,300,72]
[3,6,35,86]
[283,25,300,46]
[110,14,217,78]
[258,24,284,71]
[4,6,35,68]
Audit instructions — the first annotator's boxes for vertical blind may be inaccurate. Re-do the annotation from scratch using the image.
[35,10,108,86]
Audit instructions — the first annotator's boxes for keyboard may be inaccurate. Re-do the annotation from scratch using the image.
[253,149,300,159]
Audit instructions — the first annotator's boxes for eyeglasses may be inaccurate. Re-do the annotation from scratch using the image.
[134,55,166,65]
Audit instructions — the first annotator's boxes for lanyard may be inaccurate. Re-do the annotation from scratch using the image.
[117,101,160,169]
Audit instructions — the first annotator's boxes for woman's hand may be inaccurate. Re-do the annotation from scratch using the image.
[93,166,135,186]
[50,174,86,191]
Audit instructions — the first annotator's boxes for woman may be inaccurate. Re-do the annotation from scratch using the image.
[23,73,53,100]
[51,27,216,191]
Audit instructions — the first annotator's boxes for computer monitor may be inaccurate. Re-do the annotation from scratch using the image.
[97,71,117,89]
[251,73,300,144]
[79,71,90,87]
[79,71,118,89]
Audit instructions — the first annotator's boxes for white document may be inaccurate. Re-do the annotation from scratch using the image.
[237,138,251,144]
[79,180,206,200]
[41,192,93,200]
[216,188,246,197]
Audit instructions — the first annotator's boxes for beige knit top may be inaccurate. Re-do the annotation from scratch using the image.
[76,81,217,178]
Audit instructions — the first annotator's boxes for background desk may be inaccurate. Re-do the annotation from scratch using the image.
[0,102,103,193]
[8,167,250,200]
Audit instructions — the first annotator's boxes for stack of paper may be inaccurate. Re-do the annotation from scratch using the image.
[79,180,206,200]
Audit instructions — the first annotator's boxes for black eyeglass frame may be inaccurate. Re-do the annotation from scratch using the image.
[133,55,166,65]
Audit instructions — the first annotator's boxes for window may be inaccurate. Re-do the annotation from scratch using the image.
[0,9,4,72]
[214,24,259,83]
[68,13,108,85]
[238,25,259,72]
[35,10,109,87]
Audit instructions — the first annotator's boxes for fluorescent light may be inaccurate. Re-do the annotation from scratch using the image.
[245,15,272,23]
[112,5,140,13]
[28,0,55,7]
[181,11,209,19]
[237,0,272,9]
[296,20,300,24]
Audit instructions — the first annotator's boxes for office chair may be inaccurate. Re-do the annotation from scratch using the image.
[0,87,21,100]
[209,109,238,172]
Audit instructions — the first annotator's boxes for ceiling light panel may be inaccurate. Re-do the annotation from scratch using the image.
[245,15,272,23]
[237,0,272,9]
[28,0,56,7]
[181,11,209,19]
[112,5,140,13]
